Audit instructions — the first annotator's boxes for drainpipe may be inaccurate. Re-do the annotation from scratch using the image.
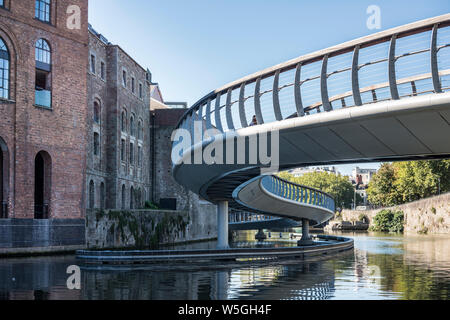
[150,111,156,203]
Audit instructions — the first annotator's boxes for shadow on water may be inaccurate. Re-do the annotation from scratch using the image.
[0,232,449,300]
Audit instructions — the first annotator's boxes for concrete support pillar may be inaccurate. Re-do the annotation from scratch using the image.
[298,218,314,246]
[255,229,267,242]
[217,201,229,249]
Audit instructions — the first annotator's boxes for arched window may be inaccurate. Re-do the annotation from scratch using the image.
[137,120,142,140]
[93,132,100,156]
[35,39,52,108]
[130,115,135,136]
[0,38,9,100]
[121,110,127,132]
[88,180,95,209]
[35,0,51,23]
[93,101,100,124]
[130,187,134,209]
[100,182,105,209]
[137,188,142,209]
[121,185,126,209]
[35,39,51,65]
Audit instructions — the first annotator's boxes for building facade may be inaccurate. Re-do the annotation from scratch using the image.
[352,167,378,186]
[288,166,339,177]
[86,25,151,211]
[0,0,89,250]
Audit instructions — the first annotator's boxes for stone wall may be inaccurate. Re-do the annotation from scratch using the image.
[339,193,450,234]
[150,108,219,243]
[86,208,217,249]
[86,29,152,211]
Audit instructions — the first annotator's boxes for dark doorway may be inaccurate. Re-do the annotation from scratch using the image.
[0,148,4,218]
[89,180,95,209]
[34,151,51,219]
[0,137,9,219]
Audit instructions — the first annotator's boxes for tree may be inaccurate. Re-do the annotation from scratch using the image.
[278,171,358,209]
[394,160,450,202]
[367,160,450,206]
[367,163,399,207]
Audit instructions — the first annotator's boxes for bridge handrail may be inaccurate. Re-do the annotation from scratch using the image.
[174,14,450,131]
[260,175,336,213]
[228,210,281,223]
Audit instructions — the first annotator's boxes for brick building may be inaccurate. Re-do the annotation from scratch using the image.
[0,0,88,250]
[86,25,151,211]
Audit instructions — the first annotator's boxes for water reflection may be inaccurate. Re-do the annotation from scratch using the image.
[0,233,449,300]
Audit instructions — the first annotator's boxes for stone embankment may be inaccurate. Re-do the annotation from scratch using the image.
[86,208,217,249]
[326,221,369,231]
[328,193,449,235]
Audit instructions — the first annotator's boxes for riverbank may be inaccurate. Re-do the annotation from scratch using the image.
[1,232,449,300]
[333,193,449,235]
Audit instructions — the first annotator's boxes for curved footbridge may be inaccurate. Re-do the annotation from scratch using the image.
[78,15,450,263]
[172,14,450,249]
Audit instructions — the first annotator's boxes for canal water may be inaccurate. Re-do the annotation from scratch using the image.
[0,232,449,300]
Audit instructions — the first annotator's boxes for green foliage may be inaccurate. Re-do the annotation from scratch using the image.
[370,209,404,233]
[144,201,160,210]
[102,210,188,249]
[418,224,429,235]
[368,160,450,207]
[278,171,359,209]
[367,163,399,207]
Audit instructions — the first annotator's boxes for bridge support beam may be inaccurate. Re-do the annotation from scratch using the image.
[298,219,314,246]
[217,201,229,249]
[255,229,267,242]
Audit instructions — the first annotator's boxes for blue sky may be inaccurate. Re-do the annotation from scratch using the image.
[88,0,449,175]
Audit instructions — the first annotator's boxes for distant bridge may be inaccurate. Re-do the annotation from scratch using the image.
[228,210,300,231]
[172,14,450,248]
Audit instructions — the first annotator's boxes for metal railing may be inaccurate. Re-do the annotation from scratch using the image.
[229,210,280,224]
[173,15,450,153]
[260,175,335,213]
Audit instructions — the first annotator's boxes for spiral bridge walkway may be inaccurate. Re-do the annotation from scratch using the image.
[172,15,450,248]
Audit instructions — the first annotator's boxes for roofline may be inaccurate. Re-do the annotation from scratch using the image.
[88,26,150,77]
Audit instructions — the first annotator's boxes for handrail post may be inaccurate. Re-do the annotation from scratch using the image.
[205,99,212,130]
[294,63,305,117]
[321,55,332,112]
[239,83,248,128]
[352,45,363,106]
[389,34,400,100]
[431,24,443,93]
[254,77,264,124]
[225,88,234,130]
[214,93,224,132]
[273,70,283,121]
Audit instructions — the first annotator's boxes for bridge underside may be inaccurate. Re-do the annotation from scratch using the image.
[173,93,450,221]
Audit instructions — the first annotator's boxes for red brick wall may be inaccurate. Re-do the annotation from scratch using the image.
[154,109,187,127]
[0,0,89,219]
